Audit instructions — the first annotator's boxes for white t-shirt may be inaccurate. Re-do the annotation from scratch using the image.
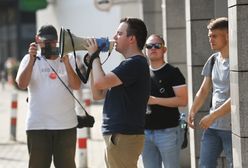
[17,54,78,130]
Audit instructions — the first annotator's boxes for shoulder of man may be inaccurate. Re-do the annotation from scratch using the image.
[207,52,219,64]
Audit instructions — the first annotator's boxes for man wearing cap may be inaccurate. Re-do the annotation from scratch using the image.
[16,25,81,168]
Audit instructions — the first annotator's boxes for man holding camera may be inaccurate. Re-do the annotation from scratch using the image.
[85,17,150,168]
[16,25,81,168]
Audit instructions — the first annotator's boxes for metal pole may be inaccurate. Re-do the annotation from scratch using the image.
[10,92,18,141]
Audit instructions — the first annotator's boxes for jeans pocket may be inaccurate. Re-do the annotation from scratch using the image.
[110,134,118,145]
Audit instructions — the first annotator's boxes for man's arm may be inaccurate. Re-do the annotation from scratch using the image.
[90,70,107,100]
[90,58,122,100]
[16,43,37,89]
[188,76,212,128]
[199,98,231,129]
[211,97,231,118]
[85,38,122,100]
[61,55,81,90]
[91,58,122,90]
[148,85,188,107]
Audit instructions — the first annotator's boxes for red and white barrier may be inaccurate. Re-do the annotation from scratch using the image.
[77,128,88,168]
[10,92,18,141]
[76,88,92,168]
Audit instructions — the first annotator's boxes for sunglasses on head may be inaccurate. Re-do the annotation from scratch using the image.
[145,43,163,49]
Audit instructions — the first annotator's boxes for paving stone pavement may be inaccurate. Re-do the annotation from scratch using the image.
[0,142,28,168]
[0,83,29,168]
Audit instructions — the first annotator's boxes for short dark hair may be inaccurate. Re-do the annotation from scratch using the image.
[147,34,165,45]
[207,17,228,31]
[37,25,58,41]
[120,17,147,50]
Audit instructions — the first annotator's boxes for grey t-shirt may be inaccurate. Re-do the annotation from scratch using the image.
[202,52,231,131]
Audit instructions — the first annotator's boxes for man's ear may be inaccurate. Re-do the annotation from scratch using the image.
[163,46,167,54]
[129,35,136,44]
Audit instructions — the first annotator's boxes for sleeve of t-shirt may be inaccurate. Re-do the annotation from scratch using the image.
[170,67,186,87]
[16,54,30,80]
[112,57,144,86]
[201,53,217,77]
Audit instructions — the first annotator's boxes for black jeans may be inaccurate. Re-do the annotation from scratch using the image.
[26,127,77,168]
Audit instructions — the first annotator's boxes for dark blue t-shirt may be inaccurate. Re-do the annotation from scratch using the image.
[102,55,150,135]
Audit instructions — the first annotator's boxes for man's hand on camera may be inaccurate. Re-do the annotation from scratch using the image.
[29,42,37,59]
[60,54,69,64]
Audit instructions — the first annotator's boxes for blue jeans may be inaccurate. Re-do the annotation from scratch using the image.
[142,126,181,168]
[199,128,233,168]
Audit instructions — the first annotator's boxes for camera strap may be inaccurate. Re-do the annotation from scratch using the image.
[66,29,91,83]
[41,55,91,117]
[209,55,216,108]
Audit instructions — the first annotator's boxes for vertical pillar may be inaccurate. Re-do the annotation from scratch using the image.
[228,1,248,167]
[161,0,190,167]
[10,92,18,141]
[186,0,229,167]
[185,0,215,167]
[143,0,163,35]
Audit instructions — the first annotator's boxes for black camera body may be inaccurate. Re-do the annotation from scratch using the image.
[77,115,95,128]
[41,43,59,58]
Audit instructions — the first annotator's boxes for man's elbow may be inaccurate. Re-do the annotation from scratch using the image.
[16,81,27,90]
[180,97,188,107]
[92,94,104,101]
[91,85,105,101]
[71,84,81,90]
[91,89,105,100]
[69,80,81,90]
[93,80,106,90]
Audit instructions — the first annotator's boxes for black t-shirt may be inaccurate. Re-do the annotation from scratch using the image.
[145,63,186,129]
[102,55,150,135]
